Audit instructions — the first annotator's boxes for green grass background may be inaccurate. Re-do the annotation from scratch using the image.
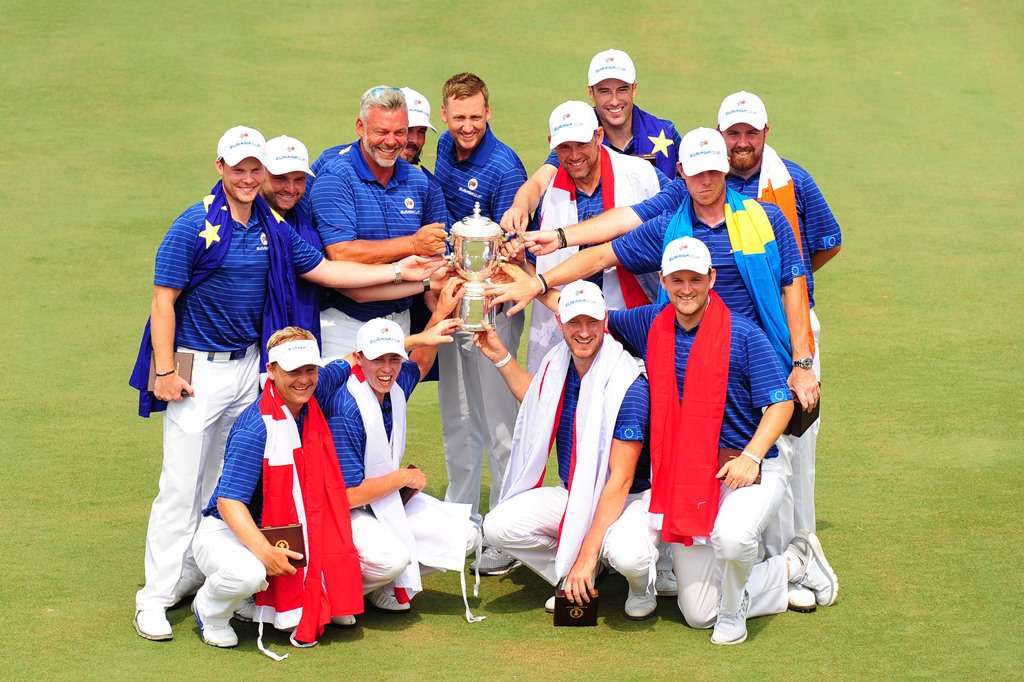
[2,0,1022,678]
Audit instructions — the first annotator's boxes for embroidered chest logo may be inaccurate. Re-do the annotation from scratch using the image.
[404,197,415,209]
[260,232,269,246]
[467,178,478,191]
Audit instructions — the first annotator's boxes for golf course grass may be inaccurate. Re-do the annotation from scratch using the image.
[2,1,1021,678]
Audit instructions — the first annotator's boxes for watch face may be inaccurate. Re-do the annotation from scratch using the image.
[794,358,813,370]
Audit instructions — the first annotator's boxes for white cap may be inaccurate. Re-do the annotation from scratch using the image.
[587,49,636,86]
[267,338,324,371]
[401,87,437,132]
[265,135,314,177]
[356,318,409,360]
[678,127,730,176]
[548,100,600,149]
[661,236,713,276]
[717,91,768,131]
[558,280,607,322]
[217,125,267,166]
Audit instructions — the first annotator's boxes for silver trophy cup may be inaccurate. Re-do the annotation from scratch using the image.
[448,202,504,332]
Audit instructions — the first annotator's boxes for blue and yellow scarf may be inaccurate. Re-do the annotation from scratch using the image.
[657,187,792,372]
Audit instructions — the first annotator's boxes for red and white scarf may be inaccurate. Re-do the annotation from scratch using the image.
[253,381,363,649]
[647,294,731,545]
[529,147,662,372]
[502,335,640,582]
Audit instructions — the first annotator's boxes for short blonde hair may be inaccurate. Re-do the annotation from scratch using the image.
[442,72,489,107]
[266,326,315,352]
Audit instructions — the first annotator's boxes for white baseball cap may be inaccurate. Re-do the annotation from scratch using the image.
[678,127,730,176]
[356,318,409,360]
[217,125,267,166]
[717,91,768,131]
[548,100,600,149]
[587,49,637,86]
[267,338,324,371]
[265,135,315,177]
[661,236,713,276]
[401,87,437,132]
[558,280,607,322]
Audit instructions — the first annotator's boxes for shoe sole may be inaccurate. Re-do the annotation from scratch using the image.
[711,632,747,646]
[788,602,817,613]
[655,589,678,597]
[804,533,839,607]
[474,560,522,577]
[624,609,656,621]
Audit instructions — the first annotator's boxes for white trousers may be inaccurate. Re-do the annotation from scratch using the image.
[136,345,259,611]
[351,495,478,594]
[320,307,411,362]
[438,308,523,525]
[193,516,269,628]
[483,486,658,591]
[765,309,822,556]
[670,457,789,626]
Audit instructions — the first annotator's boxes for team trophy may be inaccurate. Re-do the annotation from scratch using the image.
[447,202,504,332]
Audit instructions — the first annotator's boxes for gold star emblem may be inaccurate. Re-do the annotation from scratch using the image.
[648,129,674,158]
[198,220,221,248]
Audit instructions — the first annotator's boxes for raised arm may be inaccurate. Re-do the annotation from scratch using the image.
[524,206,642,257]
[473,326,532,402]
[404,277,464,378]
[300,254,444,289]
[324,223,447,264]
[500,163,557,232]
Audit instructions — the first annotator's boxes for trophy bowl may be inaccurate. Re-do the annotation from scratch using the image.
[448,202,503,332]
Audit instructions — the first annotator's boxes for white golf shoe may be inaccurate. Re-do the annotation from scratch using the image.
[786,531,839,606]
[368,587,411,613]
[192,600,238,648]
[134,608,172,641]
[655,568,678,597]
[624,587,657,620]
[710,591,750,646]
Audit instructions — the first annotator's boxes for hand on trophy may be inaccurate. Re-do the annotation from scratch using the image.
[498,234,527,265]
[426,276,465,318]
[499,204,530,233]
[472,322,510,365]
[411,222,448,256]
[523,229,560,256]
[396,254,446,281]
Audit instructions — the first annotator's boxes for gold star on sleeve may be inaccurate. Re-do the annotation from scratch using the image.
[647,129,674,158]
[198,220,221,249]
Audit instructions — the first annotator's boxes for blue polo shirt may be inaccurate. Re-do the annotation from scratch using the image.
[434,126,527,224]
[202,360,353,523]
[310,141,355,177]
[324,360,421,488]
[726,159,842,308]
[610,201,804,324]
[554,365,650,493]
[609,305,791,458]
[154,203,324,351]
[309,145,448,320]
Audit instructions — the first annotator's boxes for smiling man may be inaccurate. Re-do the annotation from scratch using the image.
[501,49,681,232]
[129,125,441,642]
[190,327,363,653]
[309,86,450,359]
[324,279,482,618]
[605,236,837,645]
[477,280,659,619]
[716,92,843,587]
[432,72,529,577]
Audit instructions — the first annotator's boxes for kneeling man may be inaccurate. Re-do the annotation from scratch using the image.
[607,236,837,645]
[327,279,483,621]
[191,327,364,653]
[480,280,660,619]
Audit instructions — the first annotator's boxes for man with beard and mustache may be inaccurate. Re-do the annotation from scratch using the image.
[478,280,659,620]
[309,86,449,359]
[716,90,842,611]
[501,49,681,233]
[130,126,444,642]
[432,72,529,577]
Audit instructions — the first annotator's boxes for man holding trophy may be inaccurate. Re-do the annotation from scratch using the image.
[434,73,529,576]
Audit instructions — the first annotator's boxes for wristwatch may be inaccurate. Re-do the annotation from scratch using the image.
[422,278,431,292]
[793,356,813,371]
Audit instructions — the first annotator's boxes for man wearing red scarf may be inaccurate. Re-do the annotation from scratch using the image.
[606,237,838,645]
[190,328,362,652]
